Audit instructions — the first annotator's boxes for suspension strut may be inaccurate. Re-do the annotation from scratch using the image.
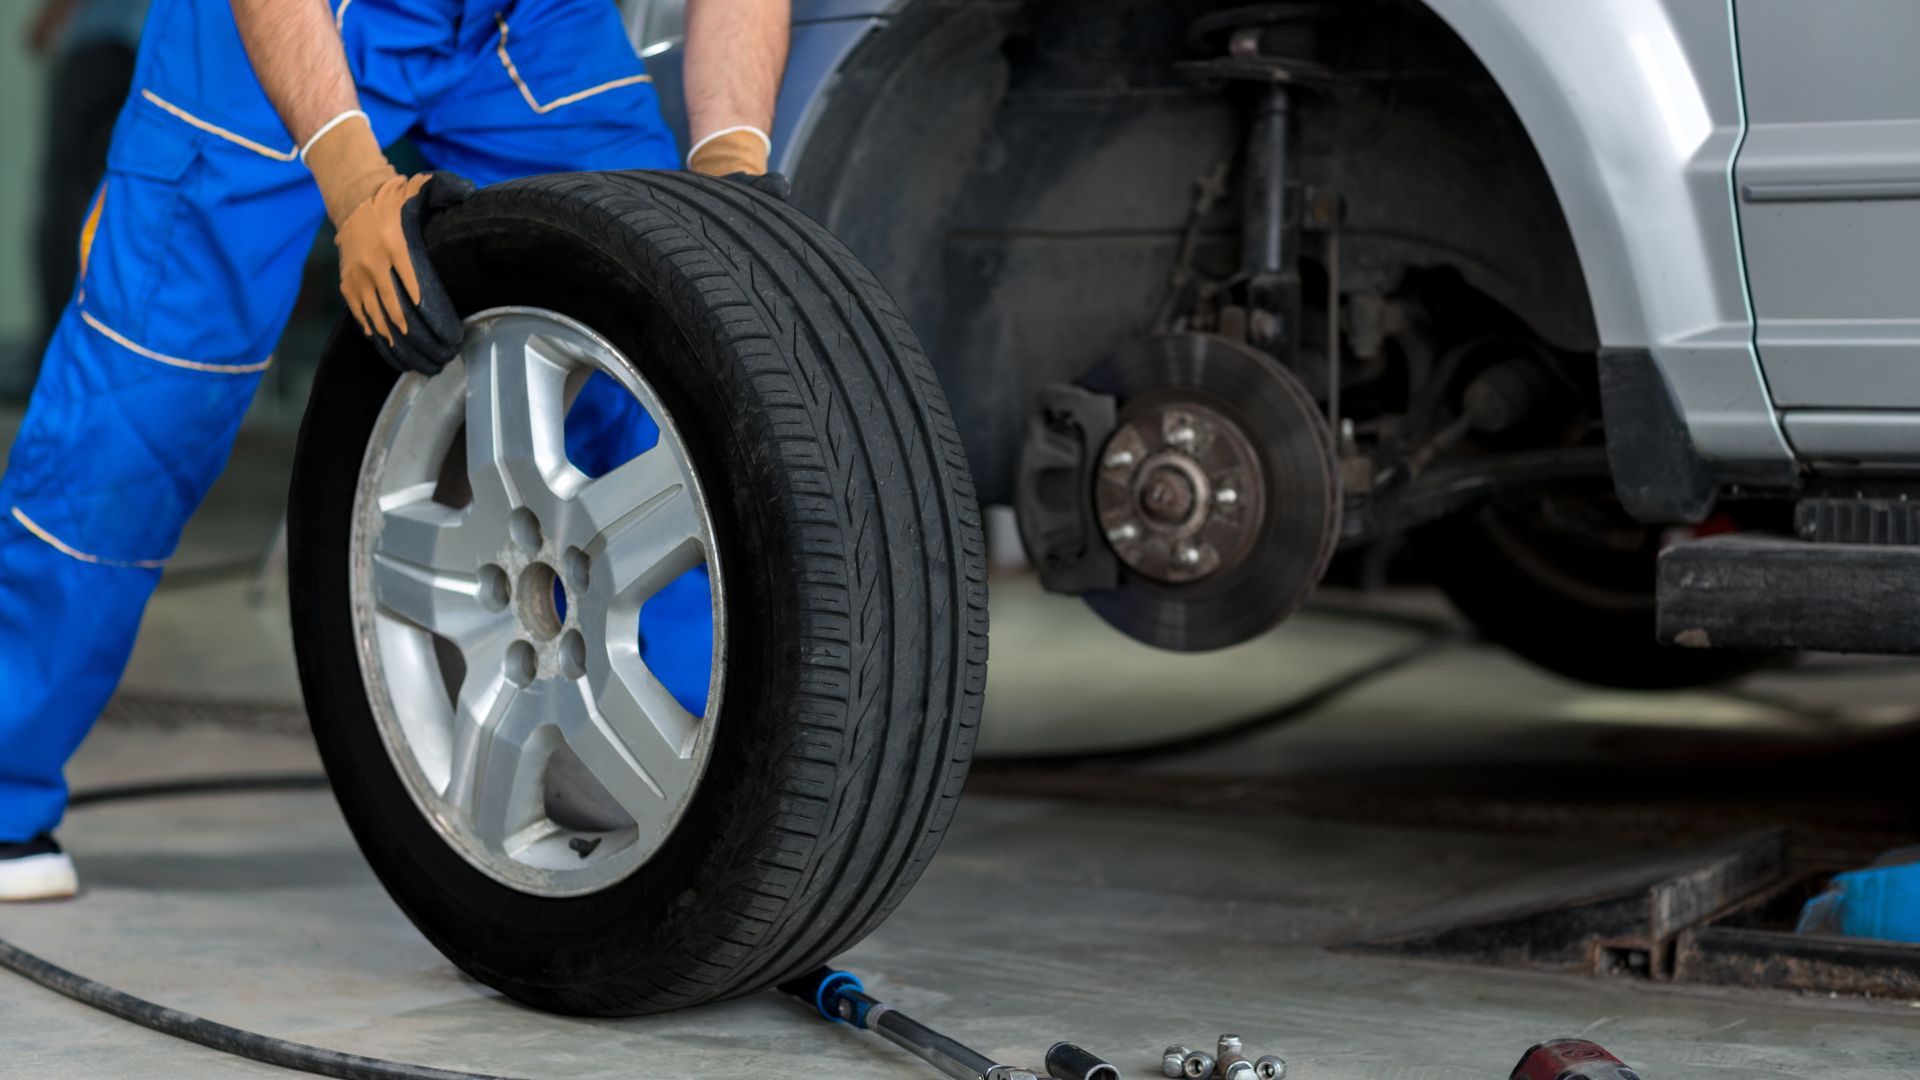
[1243,83,1294,356]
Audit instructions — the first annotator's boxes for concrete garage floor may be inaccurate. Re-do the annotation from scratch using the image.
[4,423,1920,1078]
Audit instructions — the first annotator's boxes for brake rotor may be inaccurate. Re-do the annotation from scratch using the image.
[1079,333,1340,651]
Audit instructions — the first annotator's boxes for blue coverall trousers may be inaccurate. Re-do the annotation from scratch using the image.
[0,0,691,842]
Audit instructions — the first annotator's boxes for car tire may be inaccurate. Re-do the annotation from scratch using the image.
[1421,498,1771,690]
[289,171,987,1016]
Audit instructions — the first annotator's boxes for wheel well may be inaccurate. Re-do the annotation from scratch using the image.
[794,0,1598,503]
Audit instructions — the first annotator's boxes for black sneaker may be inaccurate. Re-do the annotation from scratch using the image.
[0,834,79,901]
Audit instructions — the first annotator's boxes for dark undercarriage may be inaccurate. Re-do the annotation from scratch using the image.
[791,0,1777,684]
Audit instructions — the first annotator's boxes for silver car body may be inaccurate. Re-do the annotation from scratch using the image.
[625,0,1920,475]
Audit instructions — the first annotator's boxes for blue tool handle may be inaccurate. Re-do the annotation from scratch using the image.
[777,969,1022,1080]
[777,966,867,1025]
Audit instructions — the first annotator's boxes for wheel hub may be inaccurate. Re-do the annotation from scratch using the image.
[1069,332,1342,652]
[1137,457,1200,526]
[349,307,725,898]
[1096,402,1265,584]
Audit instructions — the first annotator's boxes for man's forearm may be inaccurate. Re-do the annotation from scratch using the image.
[230,0,361,147]
[683,0,789,145]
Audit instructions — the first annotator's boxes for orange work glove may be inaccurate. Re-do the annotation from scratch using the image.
[304,112,473,374]
[687,125,791,201]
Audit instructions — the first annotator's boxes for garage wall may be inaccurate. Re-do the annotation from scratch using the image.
[0,2,49,390]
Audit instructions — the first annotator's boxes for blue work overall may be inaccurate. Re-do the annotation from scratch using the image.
[0,0,708,842]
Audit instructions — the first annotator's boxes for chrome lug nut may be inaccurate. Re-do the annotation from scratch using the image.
[1180,1051,1215,1080]
[1109,521,1141,543]
[1176,544,1203,566]
[1162,1045,1193,1079]
[1221,1061,1255,1080]
[1105,449,1137,470]
[1215,487,1239,506]
[1217,1036,1244,1060]
[1254,1055,1287,1080]
[1164,412,1200,447]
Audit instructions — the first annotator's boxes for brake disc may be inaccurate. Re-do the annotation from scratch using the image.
[1078,333,1340,651]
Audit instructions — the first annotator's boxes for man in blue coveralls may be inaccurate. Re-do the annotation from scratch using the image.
[0,0,789,900]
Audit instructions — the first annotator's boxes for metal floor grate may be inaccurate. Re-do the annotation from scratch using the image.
[99,695,308,735]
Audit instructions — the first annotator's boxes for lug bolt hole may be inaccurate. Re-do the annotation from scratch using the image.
[564,545,590,593]
[504,640,538,686]
[478,564,510,612]
[560,629,587,679]
[509,507,544,554]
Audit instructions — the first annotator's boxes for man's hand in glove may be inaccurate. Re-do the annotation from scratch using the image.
[305,112,473,374]
[687,125,791,201]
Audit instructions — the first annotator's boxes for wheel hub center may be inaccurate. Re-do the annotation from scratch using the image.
[1139,463,1200,525]
[1094,400,1266,585]
[514,562,565,641]
[1135,453,1212,533]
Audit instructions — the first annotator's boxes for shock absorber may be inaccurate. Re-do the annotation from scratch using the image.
[1176,6,1340,361]
[1243,82,1294,356]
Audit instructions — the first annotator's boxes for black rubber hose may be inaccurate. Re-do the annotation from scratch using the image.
[67,772,330,808]
[154,556,261,592]
[6,619,1459,1078]
[0,936,517,1080]
[1299,597,1459,636]
[0,773,523,1080]
[980,629,1459,767]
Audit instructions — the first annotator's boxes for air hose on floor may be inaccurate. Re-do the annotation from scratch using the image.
[1,772,518,1080]
[0,934,515,1080]
[0,610,1483,1079]
[980,631,1460,768]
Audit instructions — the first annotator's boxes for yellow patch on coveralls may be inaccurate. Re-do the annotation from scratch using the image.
[79,183,106,283]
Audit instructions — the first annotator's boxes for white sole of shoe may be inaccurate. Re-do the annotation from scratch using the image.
[0,852,79,901]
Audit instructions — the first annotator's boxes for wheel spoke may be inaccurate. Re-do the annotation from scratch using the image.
[465,323,574,513]
[569,446,686,534]
[561,664,697,823]
[375,496,478,569]
[444,669,555,852]
[583,451,707,600]
[370,501,509,648]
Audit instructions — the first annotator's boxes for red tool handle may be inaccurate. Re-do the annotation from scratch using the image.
[1510,1039,1641,1080]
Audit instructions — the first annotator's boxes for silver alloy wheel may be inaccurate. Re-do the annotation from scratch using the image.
[349,307,725,898]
